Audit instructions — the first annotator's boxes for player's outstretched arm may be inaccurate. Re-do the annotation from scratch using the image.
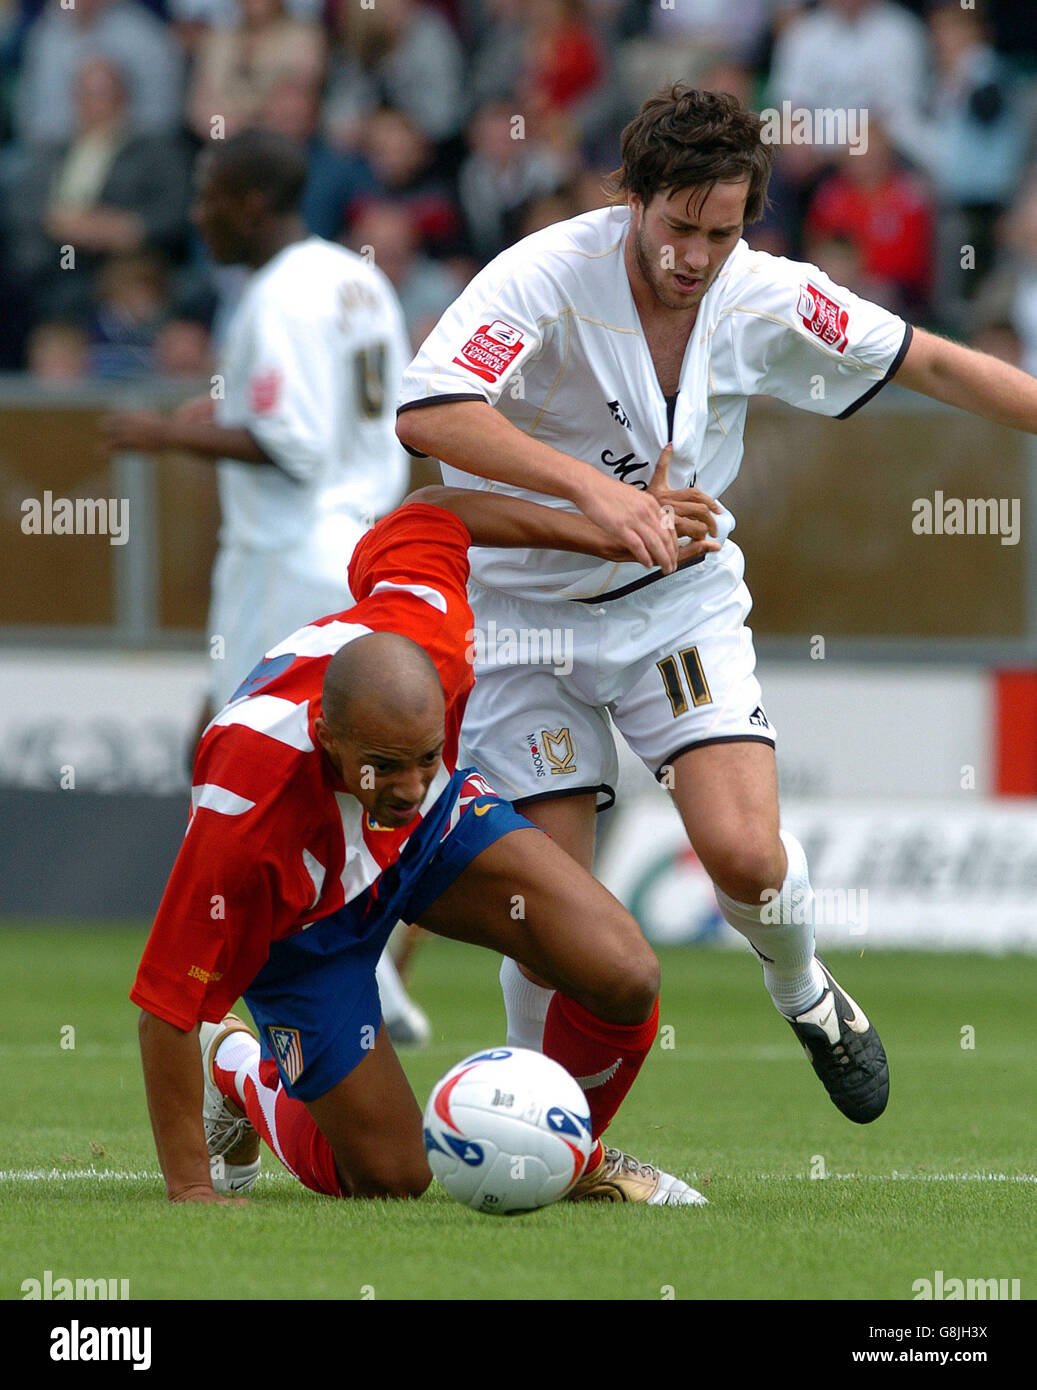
[138,1010,246,1205]
[397,399,679,573]
[895,328,1037,433]
[404,478,720,564]
[101,410,273,466]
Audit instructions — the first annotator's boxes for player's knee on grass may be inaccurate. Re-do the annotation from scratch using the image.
[336,1150,432,1200]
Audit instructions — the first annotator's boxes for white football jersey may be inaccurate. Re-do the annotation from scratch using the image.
[216,237,410,550]
[399,206,910,601]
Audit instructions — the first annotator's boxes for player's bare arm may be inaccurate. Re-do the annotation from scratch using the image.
[396,399,680,574]
[406,466,721,563]
[138,1010,247,1206]
[101,410,273,466]
[896,327,1037,432]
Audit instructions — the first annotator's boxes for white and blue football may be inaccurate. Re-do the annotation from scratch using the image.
[423,1048,593,1214]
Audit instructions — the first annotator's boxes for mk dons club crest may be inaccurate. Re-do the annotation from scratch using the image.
[542,728,576,775]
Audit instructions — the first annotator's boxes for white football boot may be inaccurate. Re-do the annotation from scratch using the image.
[199,1014,262,1193]
[567,1146,707,1206]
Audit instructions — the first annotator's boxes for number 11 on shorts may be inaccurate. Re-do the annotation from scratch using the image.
[656,646,712,717]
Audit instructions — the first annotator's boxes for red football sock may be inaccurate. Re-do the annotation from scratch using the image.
[542,994,659,1140]
[214,1053,342,1197]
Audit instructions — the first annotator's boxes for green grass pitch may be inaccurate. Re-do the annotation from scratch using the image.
[1,924,1034,1303]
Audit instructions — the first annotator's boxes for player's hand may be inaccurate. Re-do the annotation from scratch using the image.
[168,1182,248,1206]
[572,470,679,573]
[172,395,216,426]
[101,410,172,454]
[647,443,723,560]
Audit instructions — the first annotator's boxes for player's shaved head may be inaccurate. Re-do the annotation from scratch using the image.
[322,632,444,737]
[317,634,447,827]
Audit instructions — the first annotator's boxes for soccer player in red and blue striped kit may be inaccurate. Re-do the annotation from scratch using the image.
[132,477,722,1205]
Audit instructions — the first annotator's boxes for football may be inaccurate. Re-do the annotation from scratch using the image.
[423,1048,594,1215]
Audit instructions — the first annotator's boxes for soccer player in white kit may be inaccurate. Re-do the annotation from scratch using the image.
[109,131,410,710]
[397,86,1037,1127]
[104,130,425,1042]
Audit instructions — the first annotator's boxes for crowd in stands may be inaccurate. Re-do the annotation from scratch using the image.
[0,0,1035,379]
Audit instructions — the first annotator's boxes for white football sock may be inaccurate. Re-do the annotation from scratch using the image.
[214,1029,261,1107]
[374,948,417,1027]
[499,956,554,1050]
[714,829,825,1018]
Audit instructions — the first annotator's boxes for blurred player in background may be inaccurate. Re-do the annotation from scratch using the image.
[103,129,425,1042]
[397,85,1037,1128]
[133,490,720,1206]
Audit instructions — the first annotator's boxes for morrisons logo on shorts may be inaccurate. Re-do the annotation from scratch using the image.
[466,621,574,675]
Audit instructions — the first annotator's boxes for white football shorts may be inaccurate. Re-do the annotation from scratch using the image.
[459,540,776,809]
[207,513,368,708]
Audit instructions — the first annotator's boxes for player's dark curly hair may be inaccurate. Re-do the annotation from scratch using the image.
[604,85,773,224]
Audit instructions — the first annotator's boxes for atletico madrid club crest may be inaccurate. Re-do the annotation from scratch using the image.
[268,1026,304,1084]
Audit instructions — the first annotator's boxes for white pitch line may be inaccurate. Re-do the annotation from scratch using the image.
[0,1168,1033,1184]
[740,1172,1037,1184]
[0,1168,294,1183]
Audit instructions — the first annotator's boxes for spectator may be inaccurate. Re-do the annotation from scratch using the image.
[515,186,581,237]
[325,0,466,147]
[168,0,325,59]
[187,0,326,141]
[88,249,170,378]
[891,0,1030,328]
[457,100,568,261]
[800,231,897,310]
[6,56,192,326]
[154,317,214,377]
[649,0,774,67]
[768,1,929,130]
[347,198,466,348]
[766,2,931,260]
[804,121,934,316]
[25,319,90,381]
[358,106,466,258]
[466,0,528,112]
[257,76,379,240]
[15,0,185,146]
[522,0,603,117]
[989,178,1037,378]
